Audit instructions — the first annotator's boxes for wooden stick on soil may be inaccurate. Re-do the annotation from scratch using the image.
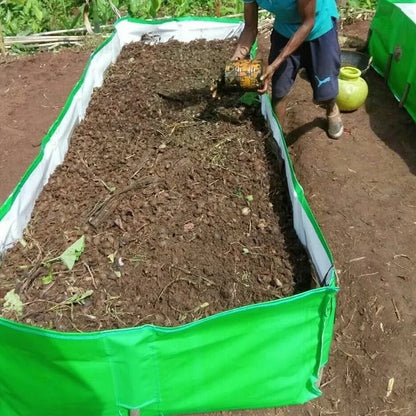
[4,35,86,46]
[0,23,6,57]
[88,176,158,228]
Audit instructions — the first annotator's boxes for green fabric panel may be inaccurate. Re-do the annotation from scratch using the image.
[0,322,119,416]
[0,288,337,416]
[406,52,416,122]
[369,0,416,122]
[369,0,401,72]
[319,288,337,368]
[388,8,416,121]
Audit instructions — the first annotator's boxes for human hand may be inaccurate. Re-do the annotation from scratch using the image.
[257,64,276,94]
[231,44,251,61]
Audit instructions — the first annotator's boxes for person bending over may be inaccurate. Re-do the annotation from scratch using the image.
[233,0,343,139]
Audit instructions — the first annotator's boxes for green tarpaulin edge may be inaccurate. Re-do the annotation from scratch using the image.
[369,0,416,123]
[0,287,338,416]
[121,15,243,25]
[268,98,334,265]
[0,17,338,415]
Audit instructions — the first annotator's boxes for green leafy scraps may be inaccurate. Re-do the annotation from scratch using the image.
[63,289,93,306]
[41,267,54,285]
[45,236,85,270]
[107,252,116,263]
[2,289,23,318]
[60,236,85,270]
[50,289,94,311]
[239,92,259,106]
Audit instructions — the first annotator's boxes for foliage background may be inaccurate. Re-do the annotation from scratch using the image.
[0,0,376,37]
[0,0,244,36]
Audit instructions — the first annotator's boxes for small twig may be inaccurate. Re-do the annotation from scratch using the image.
[343,306,357,331]
[130,151,151,179]
[393,253,411,260]
[357,271,378,277]
[320,375,339,389]
[88,176,158,227]
[391,298,401,322]
[83,262,97,289]
[49,290,93,311]
[218,165,249,179]
[348,256,366,263]
[166,298,208,316]
[78,153,115,192]
[18,264,44,293]
[171,264,216,286]
[158,277,196,300]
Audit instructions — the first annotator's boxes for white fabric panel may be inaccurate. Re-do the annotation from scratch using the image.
[397,3,416,24]
[115,19,244,45]
[260,96,333,285]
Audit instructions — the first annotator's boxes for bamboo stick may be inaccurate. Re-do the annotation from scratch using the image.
[34,25,114,36]
[5,35,86,46]
[7,42,83,50]
[0,22,6,57]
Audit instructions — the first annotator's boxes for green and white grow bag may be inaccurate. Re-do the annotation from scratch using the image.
[0,18,338,416]
[369,0,416,122]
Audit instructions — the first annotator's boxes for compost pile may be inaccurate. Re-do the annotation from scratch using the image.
[0,38,312,331]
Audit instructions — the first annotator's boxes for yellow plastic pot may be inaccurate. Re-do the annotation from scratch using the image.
[336,66,368,112]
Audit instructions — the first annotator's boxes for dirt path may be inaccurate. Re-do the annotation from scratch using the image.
[279,22,416,416]
[0,19,415,415]
[0,49,92,204]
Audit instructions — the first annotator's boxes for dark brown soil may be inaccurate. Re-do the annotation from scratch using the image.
[0,39,312,331]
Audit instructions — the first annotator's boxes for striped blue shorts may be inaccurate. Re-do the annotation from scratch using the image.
[268,19,341,102]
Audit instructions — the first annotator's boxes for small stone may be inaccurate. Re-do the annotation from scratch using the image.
[241,207,251,216]
[257,219,267,230]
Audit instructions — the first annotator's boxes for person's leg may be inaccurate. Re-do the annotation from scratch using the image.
[303,19,343,139]
[268,30,300,132]
[324,98,343,139]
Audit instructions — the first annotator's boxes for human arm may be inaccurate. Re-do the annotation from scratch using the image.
[231,2,259,60]
[258,0,316,94]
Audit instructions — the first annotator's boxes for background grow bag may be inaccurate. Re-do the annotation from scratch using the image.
[369,0,416,122]
[0,18,338,416]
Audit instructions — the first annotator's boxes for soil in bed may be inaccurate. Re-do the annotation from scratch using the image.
[0,38,313,331]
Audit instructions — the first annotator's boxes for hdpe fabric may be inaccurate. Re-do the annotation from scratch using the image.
[369,0,416,122]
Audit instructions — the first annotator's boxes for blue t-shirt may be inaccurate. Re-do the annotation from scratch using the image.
[243,0,339,40]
